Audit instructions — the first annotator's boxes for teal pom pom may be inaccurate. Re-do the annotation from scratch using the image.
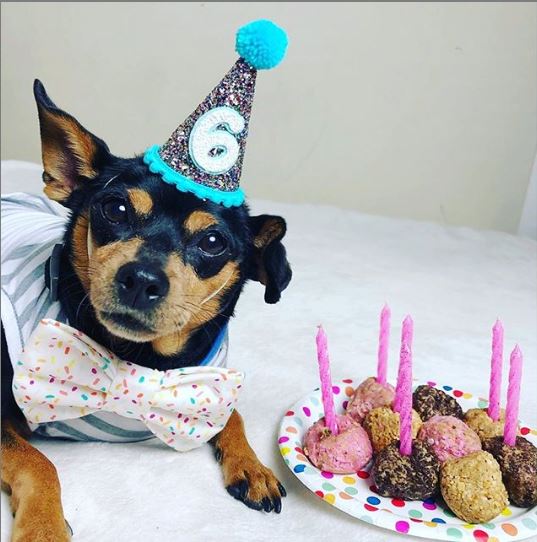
[235,19,288,70]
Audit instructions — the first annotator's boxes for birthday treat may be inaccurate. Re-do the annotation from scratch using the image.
[346,377,395,423]
[346,305,395,423]
[418,415,481,463]
[372,439,440,500]
[441,343,529,522]
[439,342,532,525]
[363,406,422,453]
[363,315,421,453]
[284,308,536,538]
[303,326,373,474]
[280,379,537,541]
[464,407,506,441]
[482,436,537,508]
[303,414,373,474]
[371,316,440,501]
[464,319,507,441]
[412,385,463,422]
[480,345,537,508]
[440,451,509,523]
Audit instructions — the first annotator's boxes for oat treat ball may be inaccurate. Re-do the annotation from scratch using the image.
[346,377,395,423]
[440,451,508,523]
[363,406,422,453]
[413,385,463,422]
[418,415,481,463]
[464,408,506,441]
[482,436,537,508]
[372,440,440,500]
[303,414,373,474]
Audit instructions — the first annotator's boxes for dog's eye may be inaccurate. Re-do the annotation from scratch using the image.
[102,198,128,224]
[198,231,227,256]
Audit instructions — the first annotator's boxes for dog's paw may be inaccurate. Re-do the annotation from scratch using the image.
[12,521,71,542]
[220,451,286,513]
[11,503,71,542]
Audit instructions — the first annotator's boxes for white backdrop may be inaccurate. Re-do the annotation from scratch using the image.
[519,154,537,240]
[2,2,536,234]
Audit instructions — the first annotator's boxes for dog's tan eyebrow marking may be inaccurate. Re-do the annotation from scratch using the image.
[184,211,218,234]
[127,188,153,216]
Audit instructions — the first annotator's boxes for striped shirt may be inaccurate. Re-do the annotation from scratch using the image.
[1,193,228,443]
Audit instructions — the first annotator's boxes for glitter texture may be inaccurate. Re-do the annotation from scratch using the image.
[159,58,257,193]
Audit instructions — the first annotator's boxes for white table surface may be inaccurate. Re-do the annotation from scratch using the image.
[2,162,536,542]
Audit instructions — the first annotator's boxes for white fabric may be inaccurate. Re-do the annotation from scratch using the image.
[14,319,242,452]
[1,192,68,361]
[1,165,536,542]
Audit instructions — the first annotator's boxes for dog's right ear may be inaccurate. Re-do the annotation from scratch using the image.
[34,79,112,205]
[248,215,292,304]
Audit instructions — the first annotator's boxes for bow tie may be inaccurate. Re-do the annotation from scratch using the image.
[13,319,244,451]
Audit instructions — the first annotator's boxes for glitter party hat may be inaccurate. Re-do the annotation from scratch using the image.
[143,19,288,207]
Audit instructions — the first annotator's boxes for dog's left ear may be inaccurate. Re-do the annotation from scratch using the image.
[33,79,112,206]
[248,215,292,304]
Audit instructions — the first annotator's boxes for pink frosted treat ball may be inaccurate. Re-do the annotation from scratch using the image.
[346,377,395,423]
[304,414,373,474]
[418,415,481,463]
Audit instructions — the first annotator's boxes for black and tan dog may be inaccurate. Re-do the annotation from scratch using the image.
[1,80,292,541]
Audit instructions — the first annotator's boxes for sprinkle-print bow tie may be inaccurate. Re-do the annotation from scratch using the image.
[13,319,244,451]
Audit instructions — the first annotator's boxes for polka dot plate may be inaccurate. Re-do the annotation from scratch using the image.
[278,379,537,541]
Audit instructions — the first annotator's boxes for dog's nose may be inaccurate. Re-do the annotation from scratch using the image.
[115,263,169,310]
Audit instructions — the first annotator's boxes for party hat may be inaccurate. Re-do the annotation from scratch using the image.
[143,19,288,207]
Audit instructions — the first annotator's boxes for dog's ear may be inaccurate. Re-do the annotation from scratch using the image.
[33,79,112,205]
[248,215,292,304]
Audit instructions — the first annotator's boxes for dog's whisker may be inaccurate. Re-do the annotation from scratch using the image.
[102,174,119,190]
[74,293,90,325]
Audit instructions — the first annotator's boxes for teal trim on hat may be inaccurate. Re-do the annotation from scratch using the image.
[143,145,245,208]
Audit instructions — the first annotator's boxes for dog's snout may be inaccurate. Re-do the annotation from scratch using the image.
[116,262,169,310]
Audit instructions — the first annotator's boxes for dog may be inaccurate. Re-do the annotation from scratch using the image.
[1,80,292,542]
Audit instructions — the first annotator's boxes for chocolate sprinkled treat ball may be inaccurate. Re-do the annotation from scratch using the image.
[464,408,505,441]
[372,440,440,500]
[440,451,508,523]
[482,436,537,508]
[363,406,422,453]
[413,385,463,422]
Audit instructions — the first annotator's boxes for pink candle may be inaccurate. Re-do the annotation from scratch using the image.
[488,319,504,421]
[503,345,523,447]
[393,315,414,413]
[397,316,414,456]
[377,304,391,385]
[316,325,338,435]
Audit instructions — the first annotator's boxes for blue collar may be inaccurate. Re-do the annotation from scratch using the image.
[198,325,228,366]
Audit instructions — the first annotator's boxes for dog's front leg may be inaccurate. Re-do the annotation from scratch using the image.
[1,420,71,542]
[212,410,286,513]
